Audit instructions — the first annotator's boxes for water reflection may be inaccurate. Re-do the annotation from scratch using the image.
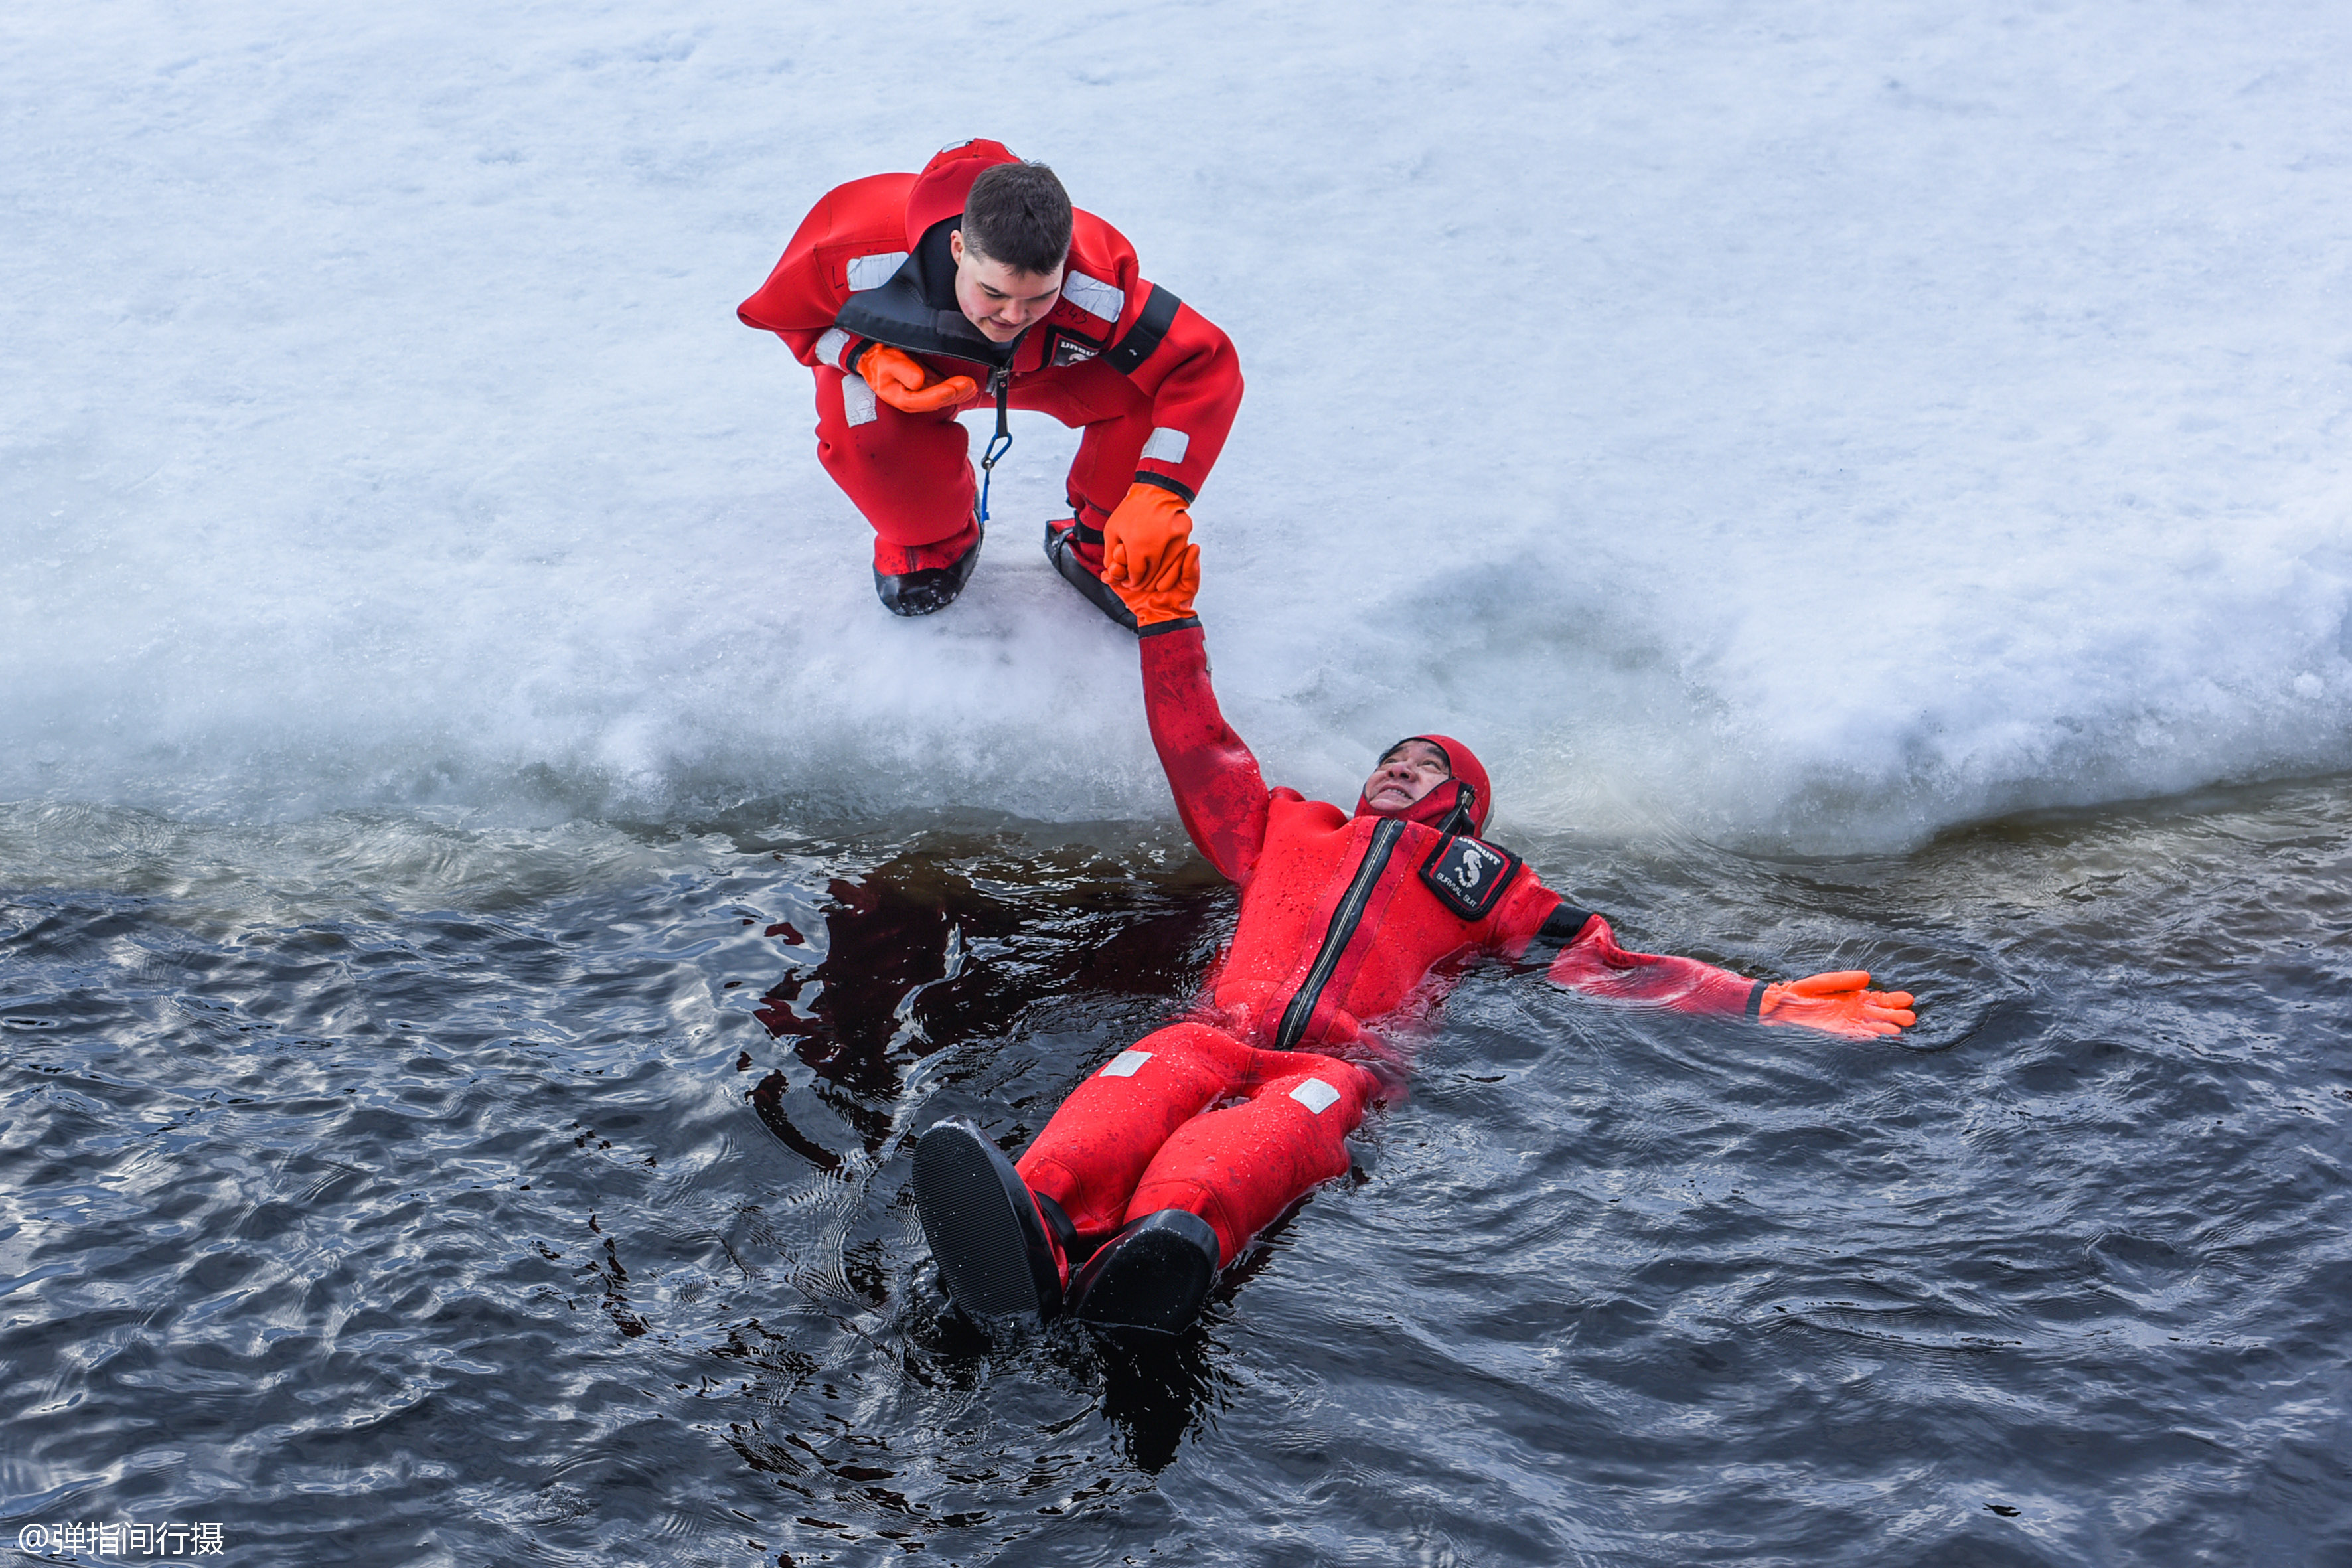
[1093,1330,1223,1473]
[744,842,1229,1168]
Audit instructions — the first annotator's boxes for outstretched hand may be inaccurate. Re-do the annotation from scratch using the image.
[1103,482,1194,591]
[1759,971,1917,1039]
[858,344,976,414]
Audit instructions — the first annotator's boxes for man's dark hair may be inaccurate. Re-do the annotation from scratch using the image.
[960,162,1073,275]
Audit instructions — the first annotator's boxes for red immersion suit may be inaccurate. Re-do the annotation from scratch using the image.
[1015,623,1773,1270]
[737,141,1244,552]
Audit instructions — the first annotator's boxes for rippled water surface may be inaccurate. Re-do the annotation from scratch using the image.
[4,787,2349,1565]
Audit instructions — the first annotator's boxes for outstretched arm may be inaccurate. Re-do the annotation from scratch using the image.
[1135,613,1275,886]
[1520,903,1915,1040]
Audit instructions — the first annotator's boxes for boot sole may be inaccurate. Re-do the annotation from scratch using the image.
[911,1123,1047,1321]
[1042,524,1140,632]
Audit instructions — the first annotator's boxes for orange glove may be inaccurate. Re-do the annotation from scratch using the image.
[1102,482,1193,591]
[1758,971,1917,1039]
[1113,541,1201,627]
[858,344,976,414]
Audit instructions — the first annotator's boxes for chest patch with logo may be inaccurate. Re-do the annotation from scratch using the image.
[1417,833,1523,921]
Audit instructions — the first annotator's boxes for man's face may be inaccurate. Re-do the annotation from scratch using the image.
[1362,740,1452,813]
[949,230,1064,343]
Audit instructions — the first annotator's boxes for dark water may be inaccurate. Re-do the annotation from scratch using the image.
[3,784,2349,1566]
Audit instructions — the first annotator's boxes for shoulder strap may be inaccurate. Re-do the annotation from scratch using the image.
[1103,284,1180,374]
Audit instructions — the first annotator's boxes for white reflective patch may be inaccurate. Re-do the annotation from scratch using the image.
[842,375,877,428]
[1061,270,1125,322]
[815,327,854,368]
[1140,427,1191,465]
[845,251,908,291]
[1101,1049,1154,1078]
[1289,1078,1342,1115]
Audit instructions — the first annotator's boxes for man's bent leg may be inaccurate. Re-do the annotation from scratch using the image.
[915,1022,1249,1329]
[1065,1055,1378,1334]
[1014,1022,1255,1245]
[1122,1056,1380,1264]
[813,368,983,617]
[1063,396,1159,542]
[813,367,977,546]
[1014,363,1158,626]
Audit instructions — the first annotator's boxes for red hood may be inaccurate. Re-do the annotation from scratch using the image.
[903,139,1021,249]
[1354,733,1492,833]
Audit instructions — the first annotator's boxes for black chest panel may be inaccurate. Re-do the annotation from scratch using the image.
[1417,832,1524,921]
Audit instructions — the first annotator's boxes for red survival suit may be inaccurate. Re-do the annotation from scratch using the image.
[737,140,1244,559]
[1012,622,1774,1274]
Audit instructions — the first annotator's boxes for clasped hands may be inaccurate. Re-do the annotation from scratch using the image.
[1105,483,1199,627]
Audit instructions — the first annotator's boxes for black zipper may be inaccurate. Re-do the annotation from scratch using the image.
[1275,817,1407,1050]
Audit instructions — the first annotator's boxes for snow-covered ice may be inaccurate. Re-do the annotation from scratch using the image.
[5,0,2349,848]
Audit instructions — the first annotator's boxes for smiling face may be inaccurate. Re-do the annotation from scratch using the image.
[949,230,1064,343]
[1361,739,1452,813]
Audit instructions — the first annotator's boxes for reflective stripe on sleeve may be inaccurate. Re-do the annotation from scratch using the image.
[815,327,855,369]
[1140,428,1191,465]
[846,251,909,291]
[1101,1049,1154,1077]
[1061,270,1125,323]
[842,374,878,428]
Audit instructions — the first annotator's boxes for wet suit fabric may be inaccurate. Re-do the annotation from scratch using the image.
[737,140,1244,549]
[1016,1022,1379,1269]
[1014,622,1766,1266]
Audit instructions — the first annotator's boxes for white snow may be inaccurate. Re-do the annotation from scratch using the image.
[4,0,2349,848]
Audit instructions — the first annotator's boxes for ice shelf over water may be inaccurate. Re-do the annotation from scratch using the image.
[5,0,2349,848]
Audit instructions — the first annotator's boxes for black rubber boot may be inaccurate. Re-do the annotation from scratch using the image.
[1068,1208,1220,1335]
[1042,518,1138,632]
[876,522,984,616]
[911,1119,1065,1322]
